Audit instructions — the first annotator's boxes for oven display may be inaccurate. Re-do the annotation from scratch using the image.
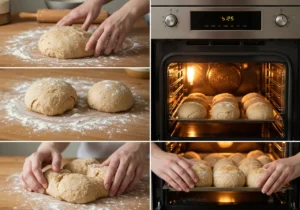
[190,11,261,30]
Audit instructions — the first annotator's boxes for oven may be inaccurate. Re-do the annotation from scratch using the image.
[151,1,300,140]
[152,142,300,210]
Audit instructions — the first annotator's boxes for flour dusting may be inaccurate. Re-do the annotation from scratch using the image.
[1,173,149,210]
[0,26,148,67]
[0,78,149,139]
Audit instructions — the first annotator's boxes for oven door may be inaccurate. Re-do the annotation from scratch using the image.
[151,40,299,140]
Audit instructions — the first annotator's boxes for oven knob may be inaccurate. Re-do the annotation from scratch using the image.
[165,14,178,27]
[275,14,288,27]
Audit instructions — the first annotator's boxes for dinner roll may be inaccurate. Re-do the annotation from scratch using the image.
[257,155,272,166]
[192,161,213,187]
[184,97,209,110]
[204,154,225,167]
[213,158,237,171]
[242,92,263,104]
[177,102,207,119]
[229,153,246,165]
[244,97,267,110]
[211,102,240,120]
[182,151,201,160]
[188,93,208,101]
[212,97,238,107]
[238,157,256,166]
[247,150,265,159]
[247,168,265,187]
[212,93,235,104]
[246,102,274,120]
[213,166,245,187]
[239,159,263,176]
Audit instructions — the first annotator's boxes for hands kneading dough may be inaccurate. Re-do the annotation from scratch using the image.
[44,158,109,204]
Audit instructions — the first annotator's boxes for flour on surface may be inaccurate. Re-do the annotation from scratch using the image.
[0,26,148,67]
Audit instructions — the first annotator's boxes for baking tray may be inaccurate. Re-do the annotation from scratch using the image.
[170,96,278,123]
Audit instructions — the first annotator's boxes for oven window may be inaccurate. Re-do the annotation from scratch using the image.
[167,62,286,139]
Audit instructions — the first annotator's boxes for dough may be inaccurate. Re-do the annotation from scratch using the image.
[246,102,274,120]
[257,155,272,165]
[212,97,238,107]
[238,157,256,166]
[192,161,213,187]
[229,153,246,165]
[24,78,77,116]
[177,102,207,119]
[183,97,208,110]
[243,97,267,110]
[211,102,240,120]
[38,26,93,59]
[87,80,134,113]
[63,158,99,174]
[247,150,265,159]
[238,159,263,176]
[188,93,208,101]
[204,154,225,167]
[247,168,265,187]
[241,92,263,104]
[213,165,245,187]
[182,151,201,160]
[213,158,237,171]
[212,93,235,104]
[44,159,108,204]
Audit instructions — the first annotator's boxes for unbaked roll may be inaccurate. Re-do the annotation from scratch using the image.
[238,157,256,166]
[244,97,267,110]
[184,97,208,110]
[192,161,213,187]
[239,159,263,176]
[229,153,246,165]
[242,92,263,104]
[212,102,240,120]
[212,93,235,104]
[213,158,237,171]
[182,151,201,160]
[257,155,272,166]
[212,97,238,107]
[246,102,274,120]
[204,154,225,167]
[247,150,265,159]
[247,168,265,187]
[188,93,208,101]
[213,165,245,187]
[177,102,207,119]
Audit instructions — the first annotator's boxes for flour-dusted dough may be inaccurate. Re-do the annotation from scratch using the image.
[212,97,238,107]
[192,161,213,187]
[243,97,267,110]
[213,165,245,187]
[238,159,263,176]
[183,97,209,110]
[257,155,272,165]
[247,168,265,187]
[213,158,237,172]
[247,150,265,159]
[241,92,263,104]
[44,159,108,204]
[246,102,274,120]
[177,102,207,119]
[188,93,208,102]
[212,93,235,104]
[229,153,246,165]
[38,26,93,59]
[183,151,201,160]
[211,101,240,120]
[204,153,225,167]
[87,80,134,113]
[24,78,77,116]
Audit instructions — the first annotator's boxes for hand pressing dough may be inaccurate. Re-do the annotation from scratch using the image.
[44,158,108,204]
[88,80,134,113]
[38,26,93,59]
[213,165,245,187]
[246,102,274,120]
[247,168,265,187]
[213,158,237,172]
[177,102,207,119]
[229,153,246,165]
[192,161,213,187]
[24,78,77,116]
[211,102,240,120]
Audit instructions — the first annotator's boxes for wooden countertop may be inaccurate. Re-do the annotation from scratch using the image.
[0,69,150,140]
[0,14,149,67]
[0,156,150,210]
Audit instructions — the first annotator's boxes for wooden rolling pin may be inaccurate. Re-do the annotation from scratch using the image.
[18,9,109,23]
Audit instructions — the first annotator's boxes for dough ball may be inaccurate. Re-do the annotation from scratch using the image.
[229,153,246,165]
[242,92,263,104]
[212,97,238,107]
[204,154,225,167]
[244,97,267,110]
[257,155,272,166]
[246,102,274,120]
[188,93,208,101]
[238,159,263,176]
[212,93,234,104]
[184,97,208,110]
[38,26,93,59]
[87,80,134,113]
[247,168,265,187]
[24,78,77,116]
[247,150,265,159]
[238,157,256,166]
[213,166,245,187]
[182,151,201,160]
[211,102,240,120]
[213,158,237,171]
[63,158,99,175]
[177,102,207,119]
[192,161,213,187]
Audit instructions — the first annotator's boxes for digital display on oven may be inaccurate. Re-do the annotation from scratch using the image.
[190,11,261,30]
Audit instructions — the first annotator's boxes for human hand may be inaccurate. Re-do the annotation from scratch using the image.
[100,143,148,197]
[151,144,199,192]
[57,0,105,31]
[257,153,300,195]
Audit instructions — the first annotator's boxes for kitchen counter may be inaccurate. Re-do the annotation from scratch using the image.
[0,156,150,210]
[0,68,150,140]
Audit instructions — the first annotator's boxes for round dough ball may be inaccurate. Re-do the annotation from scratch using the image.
[238,159,263,176]
[182,151,201,160]
[38,26,93,59]
[63,158,99,175]
[257,155,272,166]
[247,168,265,187]
[188,93,208,101]
[246,102,274,120]
[213,158,237,171]
[238,157,256,166]
[212,93,235,104]
[211,102,240,120]
[247,150,265,159]
[213,97,238,107]
[24,78,77,116]
[213,165,245,187]
[87,80,134,113]
[204,154,225,167]
[244,97,267,110]
[229,153,246,165]
[177,102,207,119]
[184,97,208,110]
[242,92,263,104]
[192,161,213,187]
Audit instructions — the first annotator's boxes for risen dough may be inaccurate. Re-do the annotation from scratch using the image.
[63,158,99,174]
[177,102,207,119]
[229,153,246,165]
[247,150,265,159]
[212,93,235,104]
[257,155,272,165]
[183,97,208,110]
[38,26,93,59]
[213,165,245,187]
[241,92,263,104]
[247,168,265,187]
[188,93,208,101]
[238,159,263,176]
[213,158,237,171]
[204,154,225,167]
[211,102,240,120]
[192,161,213,187]
[182,151,201,160]
[246,102,274,120]
[87,80,134,113]
[24,78,77,116]
[243,97,267,110]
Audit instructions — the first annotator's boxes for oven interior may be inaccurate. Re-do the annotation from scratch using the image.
[156,142,297,210]
[168,62,287,139]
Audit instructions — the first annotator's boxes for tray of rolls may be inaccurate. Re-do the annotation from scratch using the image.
[163,150,290,192]
[171,92,278,123]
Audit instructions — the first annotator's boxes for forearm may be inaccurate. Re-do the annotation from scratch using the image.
[151,143,164,157]
[122,142,149,156]
[121,0,149,22]
[37,142,69,153]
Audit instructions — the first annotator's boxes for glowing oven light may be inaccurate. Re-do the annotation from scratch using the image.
[188,128,197,137]
[218,142,233,148]
[187,66,195,85]
[218,195,235,203]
